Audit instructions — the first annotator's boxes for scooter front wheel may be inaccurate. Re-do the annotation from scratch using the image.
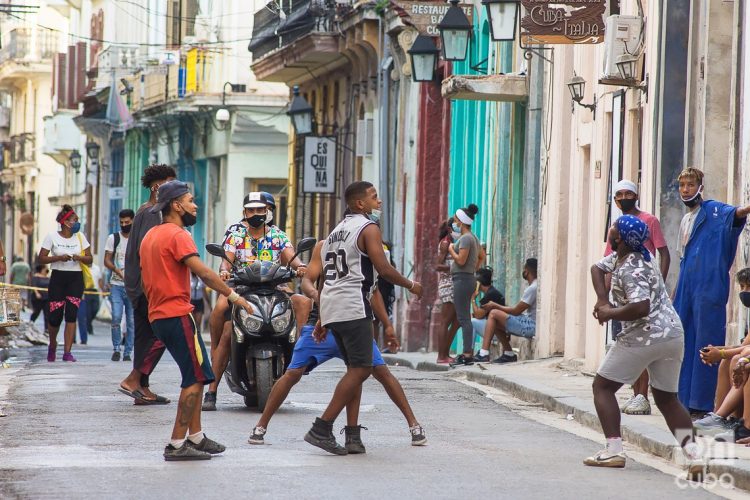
[255,358,274,412]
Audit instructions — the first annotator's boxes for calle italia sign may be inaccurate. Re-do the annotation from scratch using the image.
[521,0,606,45]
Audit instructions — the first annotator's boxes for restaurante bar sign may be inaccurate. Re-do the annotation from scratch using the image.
[520,0,606,45]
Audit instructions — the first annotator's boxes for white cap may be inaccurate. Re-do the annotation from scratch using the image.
[613,179,638,197]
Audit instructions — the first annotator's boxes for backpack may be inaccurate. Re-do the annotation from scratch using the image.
[112,232,121,256]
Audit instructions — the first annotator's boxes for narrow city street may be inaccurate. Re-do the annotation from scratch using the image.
[0,323,723,500]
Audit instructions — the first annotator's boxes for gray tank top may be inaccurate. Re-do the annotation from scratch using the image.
[319,214,378,325]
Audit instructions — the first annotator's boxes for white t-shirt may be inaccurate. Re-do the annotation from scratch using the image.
[41,231,91,272]
[521,280,538,322]
[104,232,129,286]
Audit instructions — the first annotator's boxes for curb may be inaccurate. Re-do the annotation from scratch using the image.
[387,355,750,491]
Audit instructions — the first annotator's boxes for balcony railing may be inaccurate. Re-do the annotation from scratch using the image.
[0,28,58,64]
[8,134,35,165]
[249,0,342,61]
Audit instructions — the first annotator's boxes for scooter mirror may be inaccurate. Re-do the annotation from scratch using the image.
[205,243,231,262]
[296,237,317,254]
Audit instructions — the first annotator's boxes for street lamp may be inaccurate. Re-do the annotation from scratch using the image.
[69,150,81,174]
[616,53,637,81]
[567,75,597,118]
[286,86,314,136]
[408,35,440,82]
[438,0,472,62]
[85,141,100,160]
[216,82,245,124]
[482,0,519,41]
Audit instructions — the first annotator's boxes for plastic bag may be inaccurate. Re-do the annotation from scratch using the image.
[97,297,112,322]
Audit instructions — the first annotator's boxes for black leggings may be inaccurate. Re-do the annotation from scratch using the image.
[48,270,84,328]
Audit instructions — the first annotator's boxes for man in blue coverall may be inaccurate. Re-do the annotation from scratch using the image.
[675,167,750,413]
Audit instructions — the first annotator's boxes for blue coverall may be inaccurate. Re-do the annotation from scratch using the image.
[675,200,746,411]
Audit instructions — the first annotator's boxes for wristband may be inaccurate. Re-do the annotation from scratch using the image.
[408,280,415,291]
[227,291,240,303]
[721,349,726,360]
[740,357,750,365]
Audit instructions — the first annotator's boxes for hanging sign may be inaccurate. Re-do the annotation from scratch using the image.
[303,136,336,194]
[393,1,474,37]
[520,0,607,45]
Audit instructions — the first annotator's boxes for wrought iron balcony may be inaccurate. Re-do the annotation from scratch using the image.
[249,0,344,61]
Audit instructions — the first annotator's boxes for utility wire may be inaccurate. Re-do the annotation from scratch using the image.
[113,0,257,22]
[4,11,254,47]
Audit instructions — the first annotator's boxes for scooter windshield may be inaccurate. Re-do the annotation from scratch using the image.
[243,260,283,283]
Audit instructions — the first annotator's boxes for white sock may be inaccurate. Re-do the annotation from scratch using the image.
[504,351,515,357]
[606,437,623,454]
[170,438,186,448]
[188,431,205,444]
[479,349,489,356]
[684,442,700,460]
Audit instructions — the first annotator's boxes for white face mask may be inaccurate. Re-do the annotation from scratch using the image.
[266,209,274,224]
[451,231,461,240]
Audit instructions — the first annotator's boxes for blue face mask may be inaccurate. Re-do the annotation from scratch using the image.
[369,209,381,224]
[452,223,461,233]
[70,222,81,234]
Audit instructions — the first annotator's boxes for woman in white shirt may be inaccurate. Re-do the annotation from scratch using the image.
[37,204,93,362]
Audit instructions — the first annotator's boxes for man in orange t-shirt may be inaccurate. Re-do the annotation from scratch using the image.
[140,180,254,462]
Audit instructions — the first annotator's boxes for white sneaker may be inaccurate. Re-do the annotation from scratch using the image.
[620,395,636,412]
[583,449,626,468]
[623,394,651,415]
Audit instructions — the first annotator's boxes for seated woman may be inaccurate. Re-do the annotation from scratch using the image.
[694,268,750,436]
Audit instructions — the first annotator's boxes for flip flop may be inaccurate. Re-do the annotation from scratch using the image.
[134,394,171,405]
[118,386,146,400]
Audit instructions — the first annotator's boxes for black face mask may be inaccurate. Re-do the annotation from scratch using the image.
[120,224,132,234]
[181,212,197,227]
[740,291,750,308]
[246,214,266,228]
[618,199,637,212]
[610,239,619,252]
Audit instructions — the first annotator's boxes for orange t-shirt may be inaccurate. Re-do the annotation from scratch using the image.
[140,223,200,322]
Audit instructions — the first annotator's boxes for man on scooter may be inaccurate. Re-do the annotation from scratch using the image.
[202,192,309,411]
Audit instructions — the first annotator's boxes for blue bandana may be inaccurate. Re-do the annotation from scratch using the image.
[616,215,651,262]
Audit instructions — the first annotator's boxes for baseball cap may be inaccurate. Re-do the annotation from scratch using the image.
[260,191,276,210]
[244,191,267,209]
[149,180,190,213]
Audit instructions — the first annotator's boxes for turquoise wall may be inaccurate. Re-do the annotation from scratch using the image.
[447,14,527,353]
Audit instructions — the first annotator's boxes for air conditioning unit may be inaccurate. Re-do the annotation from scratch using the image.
[602,15,642,80]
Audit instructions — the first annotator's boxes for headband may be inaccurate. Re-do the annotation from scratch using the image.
[59,210,76,223]
[456,209,473,225]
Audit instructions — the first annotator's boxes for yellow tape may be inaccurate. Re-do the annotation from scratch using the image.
[0,282,110,296]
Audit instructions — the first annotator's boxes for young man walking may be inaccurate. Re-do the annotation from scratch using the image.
[604,179,671,416]
[248,240,426,450]
[673,167,750,414]
[104,209,135,361]
[587,215,700,472]
[304,181,423,455]
[119,165,176,405]
[141,180,254,461]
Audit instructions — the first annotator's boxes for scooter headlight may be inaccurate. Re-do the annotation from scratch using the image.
[237,307,263,333]
[271,306,292,333]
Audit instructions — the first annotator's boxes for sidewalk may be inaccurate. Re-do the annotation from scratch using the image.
[384,352,750,490]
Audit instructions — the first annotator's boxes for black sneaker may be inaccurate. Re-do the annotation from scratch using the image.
[111,351,120,362]
[342,425,367,454]
[474,352,490,363]
[450,354,474,367]
[492,353,518,364]
[186,435,225,454]
[410,424,427,446]
[304,419,348,455]
[163,443,211,461]
[123,354,132,362]
[248,426,266,445]
[202,391,217,411]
